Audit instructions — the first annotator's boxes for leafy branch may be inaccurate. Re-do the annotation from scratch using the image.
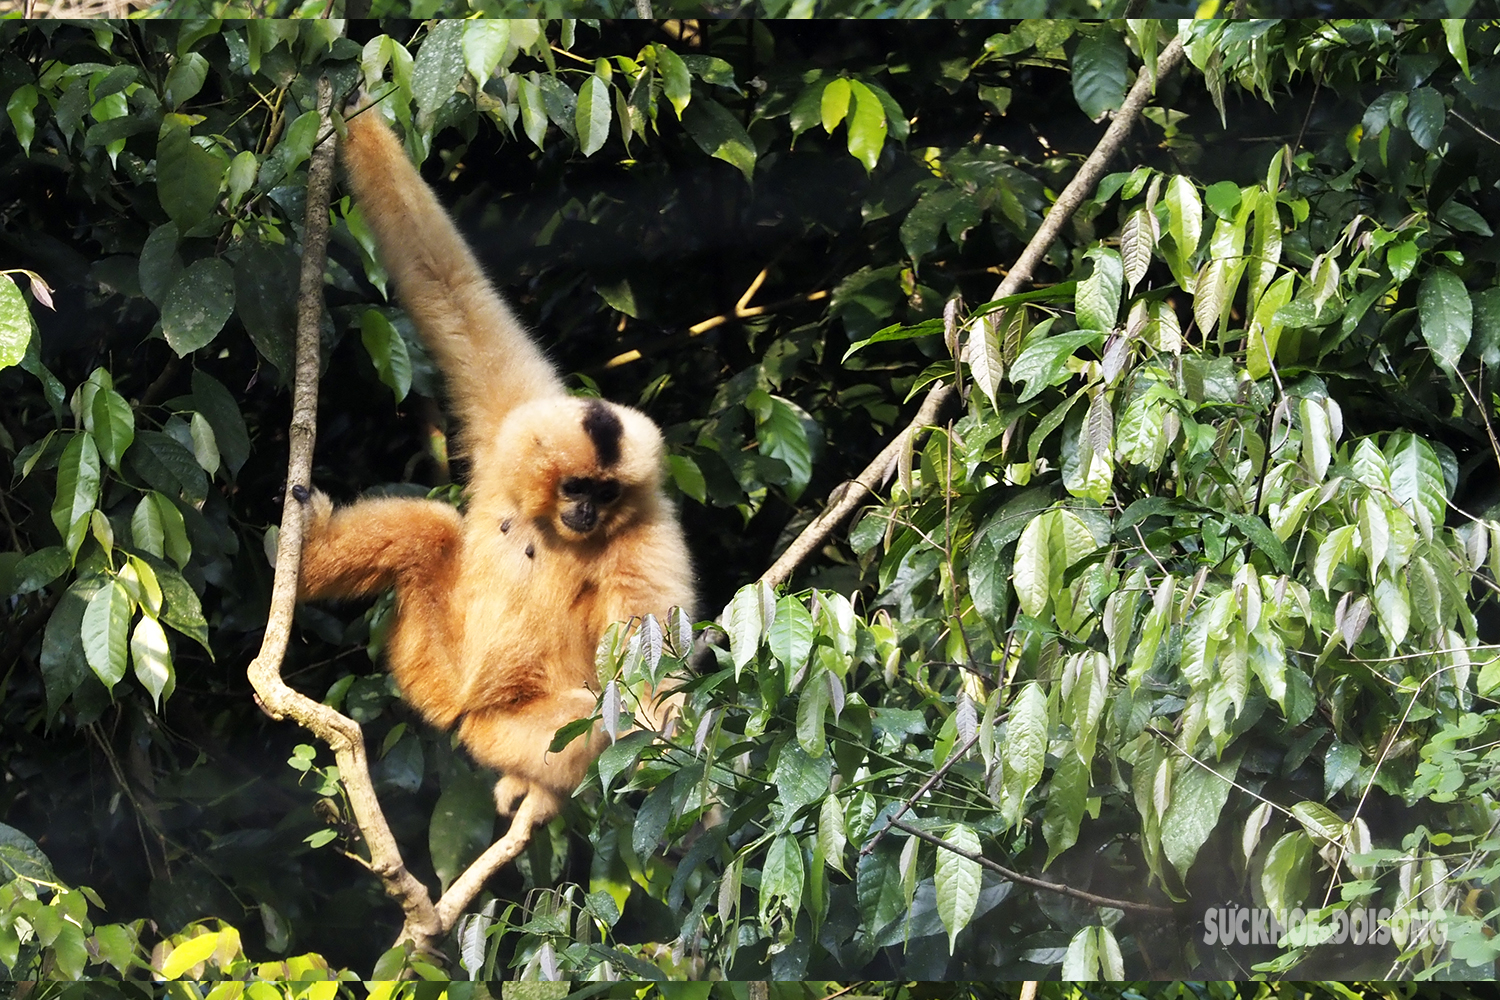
[761,34,1187,589]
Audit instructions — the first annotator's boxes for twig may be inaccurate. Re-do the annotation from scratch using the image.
[861,732,980,857]
[1456,366,1500,482]
[243,78,443,956]
[760,34,1187,589]
[890,819,1174,915]
[634,0,652,17]
[1019,983,1039,1000]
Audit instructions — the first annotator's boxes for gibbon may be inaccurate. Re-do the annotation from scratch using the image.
[293,107,694,825]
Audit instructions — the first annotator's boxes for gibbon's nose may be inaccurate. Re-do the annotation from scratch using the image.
[561,502,598,533]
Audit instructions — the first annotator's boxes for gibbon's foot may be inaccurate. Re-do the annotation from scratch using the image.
[493,777,564,826]
[291,484,310,503]
[494,775,530,816]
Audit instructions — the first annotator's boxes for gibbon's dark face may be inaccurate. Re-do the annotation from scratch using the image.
[558,475,622,534]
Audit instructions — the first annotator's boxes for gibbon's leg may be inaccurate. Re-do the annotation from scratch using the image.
[340,111,564,442]
[297,488,467,724]
[458,688,601,822]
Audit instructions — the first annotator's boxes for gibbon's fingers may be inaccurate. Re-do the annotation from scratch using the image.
[340,114,564,444]
[493,774,533,817]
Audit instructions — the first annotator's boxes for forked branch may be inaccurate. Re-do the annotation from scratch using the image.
[760,33,1186,590]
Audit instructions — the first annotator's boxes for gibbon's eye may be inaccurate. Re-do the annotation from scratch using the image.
[560,477,592,500]
[594,480,621,505]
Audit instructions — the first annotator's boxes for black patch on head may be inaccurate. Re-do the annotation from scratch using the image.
[582,400,623,467]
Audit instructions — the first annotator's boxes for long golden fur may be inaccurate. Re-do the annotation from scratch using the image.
[294,108,694,824]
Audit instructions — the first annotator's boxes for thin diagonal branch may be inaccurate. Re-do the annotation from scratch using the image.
[891,819,1175,915]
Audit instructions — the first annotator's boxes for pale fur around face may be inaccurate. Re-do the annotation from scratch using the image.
[295,109,694,824]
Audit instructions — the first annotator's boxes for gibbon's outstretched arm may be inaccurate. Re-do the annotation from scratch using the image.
[297,487,469,725]
[341,110,564,444]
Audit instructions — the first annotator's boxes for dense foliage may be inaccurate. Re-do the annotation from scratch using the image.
[4,14,1500,985]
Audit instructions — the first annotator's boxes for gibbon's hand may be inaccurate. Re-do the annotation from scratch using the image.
[291,484,311,503]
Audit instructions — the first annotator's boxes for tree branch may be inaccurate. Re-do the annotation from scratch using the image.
[244,78,443,955]
[890,819,1174,916]
[760,34,1186,590]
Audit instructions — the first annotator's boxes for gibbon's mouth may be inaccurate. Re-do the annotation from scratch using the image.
[560,504,599,533]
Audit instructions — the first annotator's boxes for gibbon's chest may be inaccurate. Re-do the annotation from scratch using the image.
[455,512,606,640]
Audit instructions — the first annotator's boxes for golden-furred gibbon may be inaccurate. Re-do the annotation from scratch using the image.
[292,107,694,824]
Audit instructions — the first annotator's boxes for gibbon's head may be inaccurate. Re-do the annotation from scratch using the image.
[501,397,667,541]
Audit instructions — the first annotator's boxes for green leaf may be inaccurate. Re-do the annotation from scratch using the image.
[226,150,257,208]
[11,546,70,595]
[1013,513,1051,618]
[188,412,219,477]
[162,258,235,357]
[6,85,38,156]
[89,385,134,473]
[596,729,654,797]
[52,432,101,557]
[1443,18,1469,79]
[132,430,208,507]
[900,189,961,263]
[575,74,612,157]
[655,44,691,118]
[131,613,174,709]
[760,834,805,920]
[856,844,906,946]
[1120,207,1154,296]
[1076,247,1122,332]
[845,81,888,173]
[360,310,412,403]
[1061,926,1100,980]
[429,765,495,893]
[1313,524,1356,596]
[1406,86,1445,150]
[517,74,548,149]
[820,78,850,133]
[1042,751,1090,868]
[1384,432,1446,533]
[191,371,250,477]
[723,583,764,675]
[817,795,849,878]
[1162,752,1238,880]
[0,274,31,372]
[1010,329,1101,402]
[1165,175,1202,272]
[756,395,814,501]
[1001,682,1048,828]
[772,741,832,819]
[1372,573,1410,649]
[934,823,982,953]
[681,99,756,182]
[462,19,511,84]
[1418,267,1472,375]
[164,52,208,110]
[156,118,225,233]
[1071,31,1128,121]
[1300,396,1331,482]
[150,494,192,569]
[82,580,131,689]
[1260,830,1314,916]
[768,596,814,672]
[131,496,165,560]
[161,931,221,981]
[411,19,467,116]
[139,223,183,308]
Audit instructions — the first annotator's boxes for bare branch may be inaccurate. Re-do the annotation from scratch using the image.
[244,77,443,953]
[760,34,1187,589]
[890,819,1174,915]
